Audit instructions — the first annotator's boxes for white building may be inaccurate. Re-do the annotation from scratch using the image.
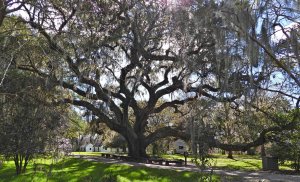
[79,143,127,153]
[77,134,128,153]
[171,139,188,154]
[85,144,94,152]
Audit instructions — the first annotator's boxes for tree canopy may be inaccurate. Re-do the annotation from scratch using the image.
[0,0,299,157]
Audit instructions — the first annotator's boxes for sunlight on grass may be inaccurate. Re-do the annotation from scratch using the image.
[1,153,294,182]
[0,158,220,182]
[162,154,193,162]
[71,151,103,156]
[164,154,293,171]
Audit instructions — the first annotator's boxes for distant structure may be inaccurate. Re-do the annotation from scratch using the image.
[171,139,188,154]
[77,134,127,153]
[82,143,94,152]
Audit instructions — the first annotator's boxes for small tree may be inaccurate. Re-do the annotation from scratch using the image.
[269,111,300,171]
[0,71,67,174]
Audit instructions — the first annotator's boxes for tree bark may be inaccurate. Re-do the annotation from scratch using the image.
[152,143,158,155]
[0,0,5,27]
[261,144,266,157]
[126,137,147,158]
[15,154,24,175]
[14,154,21,175]
[22,154,30,173]
[13,153,30,175]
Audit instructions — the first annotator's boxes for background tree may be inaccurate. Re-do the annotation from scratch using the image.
[65,110,89,151]
[187,0,300,152]
[102,131,127,152]
[268,110,300,171]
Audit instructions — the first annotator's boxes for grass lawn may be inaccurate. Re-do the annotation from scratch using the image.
[163,154,293,171]
[71,152,293,171]
[210,154,262,171]
[0,157,220,182]
[71,151,103,156]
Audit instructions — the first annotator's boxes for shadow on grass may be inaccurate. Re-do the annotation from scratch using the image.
[0,158,220,182]
[51,158,219,182]
[213,157,261,171]
[220,175,243,182]
[242,160,261,169]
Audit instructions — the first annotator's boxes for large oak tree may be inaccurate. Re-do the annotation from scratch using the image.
[1,0,299,157]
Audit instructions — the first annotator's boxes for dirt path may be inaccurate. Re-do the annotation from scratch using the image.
[73,155,300,182]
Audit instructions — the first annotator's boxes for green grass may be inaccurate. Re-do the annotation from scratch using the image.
[0,157,220,182]
[71,152,103,156]
[163,154,293,171]
[210,154,262,171]
[162,154,194,162]
[73,152,293,171]
[212,154,292,171]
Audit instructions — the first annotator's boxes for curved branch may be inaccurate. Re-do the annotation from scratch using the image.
[153,97,196,114]
[153,67,171,91]
[63,98,114,124]
[61,81,97,100]
[0,0,25,26]
[145,126,189,146]
[210,121,296,151]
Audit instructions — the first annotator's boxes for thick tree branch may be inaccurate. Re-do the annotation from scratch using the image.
[155,77,183,99]
[0,0,25,26]
[56,8,76,36]
[61,82,98,100]
[153,97,196,114]
[63,98,118,126]
[153,67,171,91]
[145,126,189,146]
[24,17,128,123]
[210,120,297,151]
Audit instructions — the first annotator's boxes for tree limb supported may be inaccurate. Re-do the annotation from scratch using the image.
[210,120,297,151]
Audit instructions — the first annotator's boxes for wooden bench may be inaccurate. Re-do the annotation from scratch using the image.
[146,158,164,165]
[112,154,122,159]
[101,153,112,158]
[119,155,132,161]
[165,160,184,166]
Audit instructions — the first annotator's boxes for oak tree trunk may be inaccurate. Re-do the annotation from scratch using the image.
[261,144,266,157]
[126,137,147,158]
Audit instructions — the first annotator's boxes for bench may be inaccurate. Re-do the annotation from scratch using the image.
[111,154,119,159]
[101,153,112,158]
[165,160,184,166]
[146,158,164,165]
